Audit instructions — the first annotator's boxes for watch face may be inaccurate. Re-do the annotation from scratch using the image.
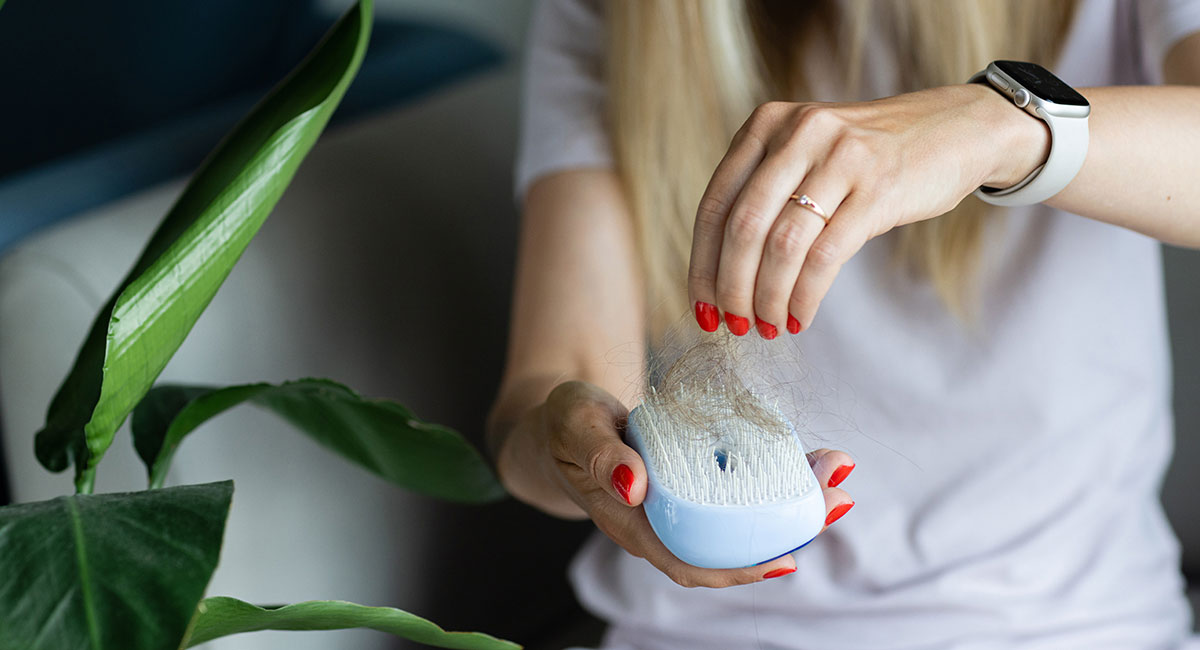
[994,60,1089,107]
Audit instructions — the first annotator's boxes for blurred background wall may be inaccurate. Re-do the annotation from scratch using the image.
[0,2,1197,649]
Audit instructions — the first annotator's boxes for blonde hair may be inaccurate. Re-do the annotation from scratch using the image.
[607,0,1078,342]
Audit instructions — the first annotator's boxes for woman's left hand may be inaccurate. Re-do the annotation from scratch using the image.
[688,84,1048,337]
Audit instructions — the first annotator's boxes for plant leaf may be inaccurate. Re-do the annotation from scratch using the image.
[34,0,374,491]
[132,379,507,503]
[182,597,521,649]
[0,482,234,650]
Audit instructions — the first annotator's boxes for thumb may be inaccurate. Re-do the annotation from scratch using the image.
[607,449,648,507]
[580,410,647,508]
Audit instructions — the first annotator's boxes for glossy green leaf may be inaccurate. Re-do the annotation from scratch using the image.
[35,0,374,492]
[0,482,233,650]
[131,379,506,503]
[182,597,521,649]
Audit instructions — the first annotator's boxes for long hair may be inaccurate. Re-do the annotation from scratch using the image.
[607,0,1079,342]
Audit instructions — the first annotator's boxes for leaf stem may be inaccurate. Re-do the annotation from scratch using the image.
[75,466,96,495]
[149,463,169,490]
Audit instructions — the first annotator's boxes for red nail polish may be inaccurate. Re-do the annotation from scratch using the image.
[725,313,750,336]
[828,463,855,488]
[787,314,802,334]
[755,318,778,340]
[763,567,796,580]
[825,501,854,526]
[694,301,719,332]
[612,464,634,504]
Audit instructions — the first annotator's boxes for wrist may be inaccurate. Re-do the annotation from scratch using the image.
[966,83,1051,190]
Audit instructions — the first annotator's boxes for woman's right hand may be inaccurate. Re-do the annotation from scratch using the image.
[495,379,857,588]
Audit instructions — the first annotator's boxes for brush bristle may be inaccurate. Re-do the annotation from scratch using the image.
[633,385,814,506]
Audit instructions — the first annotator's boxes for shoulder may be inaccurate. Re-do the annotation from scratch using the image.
[528,0,605,61]
[515,0,613,201]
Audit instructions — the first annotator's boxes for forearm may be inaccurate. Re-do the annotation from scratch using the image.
[486,170,647,517]
[1043,85,1200,246]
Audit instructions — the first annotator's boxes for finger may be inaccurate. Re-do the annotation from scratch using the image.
[808,448,856,488]
[821,486,855,531]
[715,143,811,334]
[807,448,834,465]
[789,191,873,330]
[753,180,847,337]
[688,125,769,330]
[582,489,799,588]
[546,383,647,507]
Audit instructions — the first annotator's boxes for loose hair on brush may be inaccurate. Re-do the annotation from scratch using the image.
[638,315,826,445]
[631,319,823,506]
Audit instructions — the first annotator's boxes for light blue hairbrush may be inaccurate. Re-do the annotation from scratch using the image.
[626,395,825,569]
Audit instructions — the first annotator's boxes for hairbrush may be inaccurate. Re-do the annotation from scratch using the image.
[626,394,825,569]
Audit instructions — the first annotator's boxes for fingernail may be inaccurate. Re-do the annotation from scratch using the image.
[828,463,855,488]
[787,314,802,334]
[763,567,796,580]
[694,301,719,332]
[755,318,778,340]
[612,464,634,504]
[825,501,854,526]
[725,313,750,336]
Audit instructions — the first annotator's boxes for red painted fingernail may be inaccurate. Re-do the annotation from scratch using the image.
[725,313,750,336]
[825,501,854,526]
[763,567,796,580]
[694,301,719,332]
[755,318,778,340]
[787,314,802,334]
[828,463,855,488]
[612,464,634,504]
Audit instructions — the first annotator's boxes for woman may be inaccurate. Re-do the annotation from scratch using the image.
[488,0,1200,647]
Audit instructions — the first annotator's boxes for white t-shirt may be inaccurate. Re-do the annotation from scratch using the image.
[516,1,1200,649]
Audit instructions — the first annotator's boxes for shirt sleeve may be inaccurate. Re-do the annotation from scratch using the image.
[514,0,613,202]
[1137,0,1200,82]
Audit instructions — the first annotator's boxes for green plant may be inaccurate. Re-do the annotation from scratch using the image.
[0,1,517,647]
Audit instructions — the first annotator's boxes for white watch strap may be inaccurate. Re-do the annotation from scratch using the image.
[973,104,1089,207]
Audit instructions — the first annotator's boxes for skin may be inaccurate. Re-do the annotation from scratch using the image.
[690,36,1200,332]
[488,32,1200,589]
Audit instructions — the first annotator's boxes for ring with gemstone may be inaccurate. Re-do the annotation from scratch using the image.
[789,193,830,223]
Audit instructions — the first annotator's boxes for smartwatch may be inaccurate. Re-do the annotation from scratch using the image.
[968,60,1090,207]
